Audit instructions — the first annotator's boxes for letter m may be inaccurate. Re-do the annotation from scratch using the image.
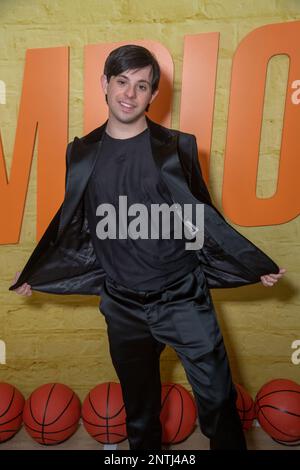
[0,47,68,244]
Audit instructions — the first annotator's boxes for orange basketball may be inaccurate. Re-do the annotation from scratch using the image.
[82,382,127,444]
[23,383,81,445]
[0,382,25,443]
[235,383,256,430]
[160,383,197,444]
[255,378,300,445]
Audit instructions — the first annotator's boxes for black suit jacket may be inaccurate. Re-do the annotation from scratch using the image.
[9,117,279,295]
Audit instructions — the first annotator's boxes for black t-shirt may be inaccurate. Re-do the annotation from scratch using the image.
[84,127,198,291]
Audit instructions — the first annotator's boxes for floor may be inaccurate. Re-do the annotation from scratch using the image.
[1,423,299,450]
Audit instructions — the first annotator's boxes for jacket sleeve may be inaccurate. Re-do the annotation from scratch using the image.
[8,142,72,292]
[188,135,280,288]
[190,135,213,206]
[65,142,72,188]
[9,142,106,296]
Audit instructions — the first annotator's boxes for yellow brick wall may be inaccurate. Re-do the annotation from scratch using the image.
[0,0,299,401]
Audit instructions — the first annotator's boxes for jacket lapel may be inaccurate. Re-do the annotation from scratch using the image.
[148,118,206,233]
[56,125,107,240]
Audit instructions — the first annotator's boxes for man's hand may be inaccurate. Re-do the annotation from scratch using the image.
[12,272,32,296]
[260,268,286,287]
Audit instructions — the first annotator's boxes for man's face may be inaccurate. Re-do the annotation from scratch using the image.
[101,65,159,125]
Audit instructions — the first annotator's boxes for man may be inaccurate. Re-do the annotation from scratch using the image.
[10,45,285,450]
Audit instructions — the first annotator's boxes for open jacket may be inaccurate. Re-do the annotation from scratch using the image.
[9,117,279,295]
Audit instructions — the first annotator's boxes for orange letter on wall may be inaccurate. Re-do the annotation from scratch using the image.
[0,47,68,244]
[223,21,300,226]
[180,33,219,186]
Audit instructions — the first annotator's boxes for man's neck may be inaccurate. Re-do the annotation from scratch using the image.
[105,116,148,140]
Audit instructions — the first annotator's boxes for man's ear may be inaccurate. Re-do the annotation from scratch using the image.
[101,74,108,94]
[149,89,159,104]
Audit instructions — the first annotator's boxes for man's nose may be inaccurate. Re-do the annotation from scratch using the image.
[125,85,136,98]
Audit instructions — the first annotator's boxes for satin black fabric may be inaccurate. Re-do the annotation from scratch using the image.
[99,265,246,450]
[85,127,198,291]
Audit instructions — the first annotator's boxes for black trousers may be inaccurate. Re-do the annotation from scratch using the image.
[99,265,247,450]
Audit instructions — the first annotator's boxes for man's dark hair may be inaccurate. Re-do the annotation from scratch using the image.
[104,45,160,93]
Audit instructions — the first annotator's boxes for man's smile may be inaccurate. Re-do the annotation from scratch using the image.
[119,101,136,111]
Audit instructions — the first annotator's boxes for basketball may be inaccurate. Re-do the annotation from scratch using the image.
[82,382,127,444]
[23,383,81,445]
[255,378,300,445]
[160,383,197,444]
[235,383,256,430]
[0,382,25,443]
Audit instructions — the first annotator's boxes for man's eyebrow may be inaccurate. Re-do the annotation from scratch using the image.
[117,74,151,85]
